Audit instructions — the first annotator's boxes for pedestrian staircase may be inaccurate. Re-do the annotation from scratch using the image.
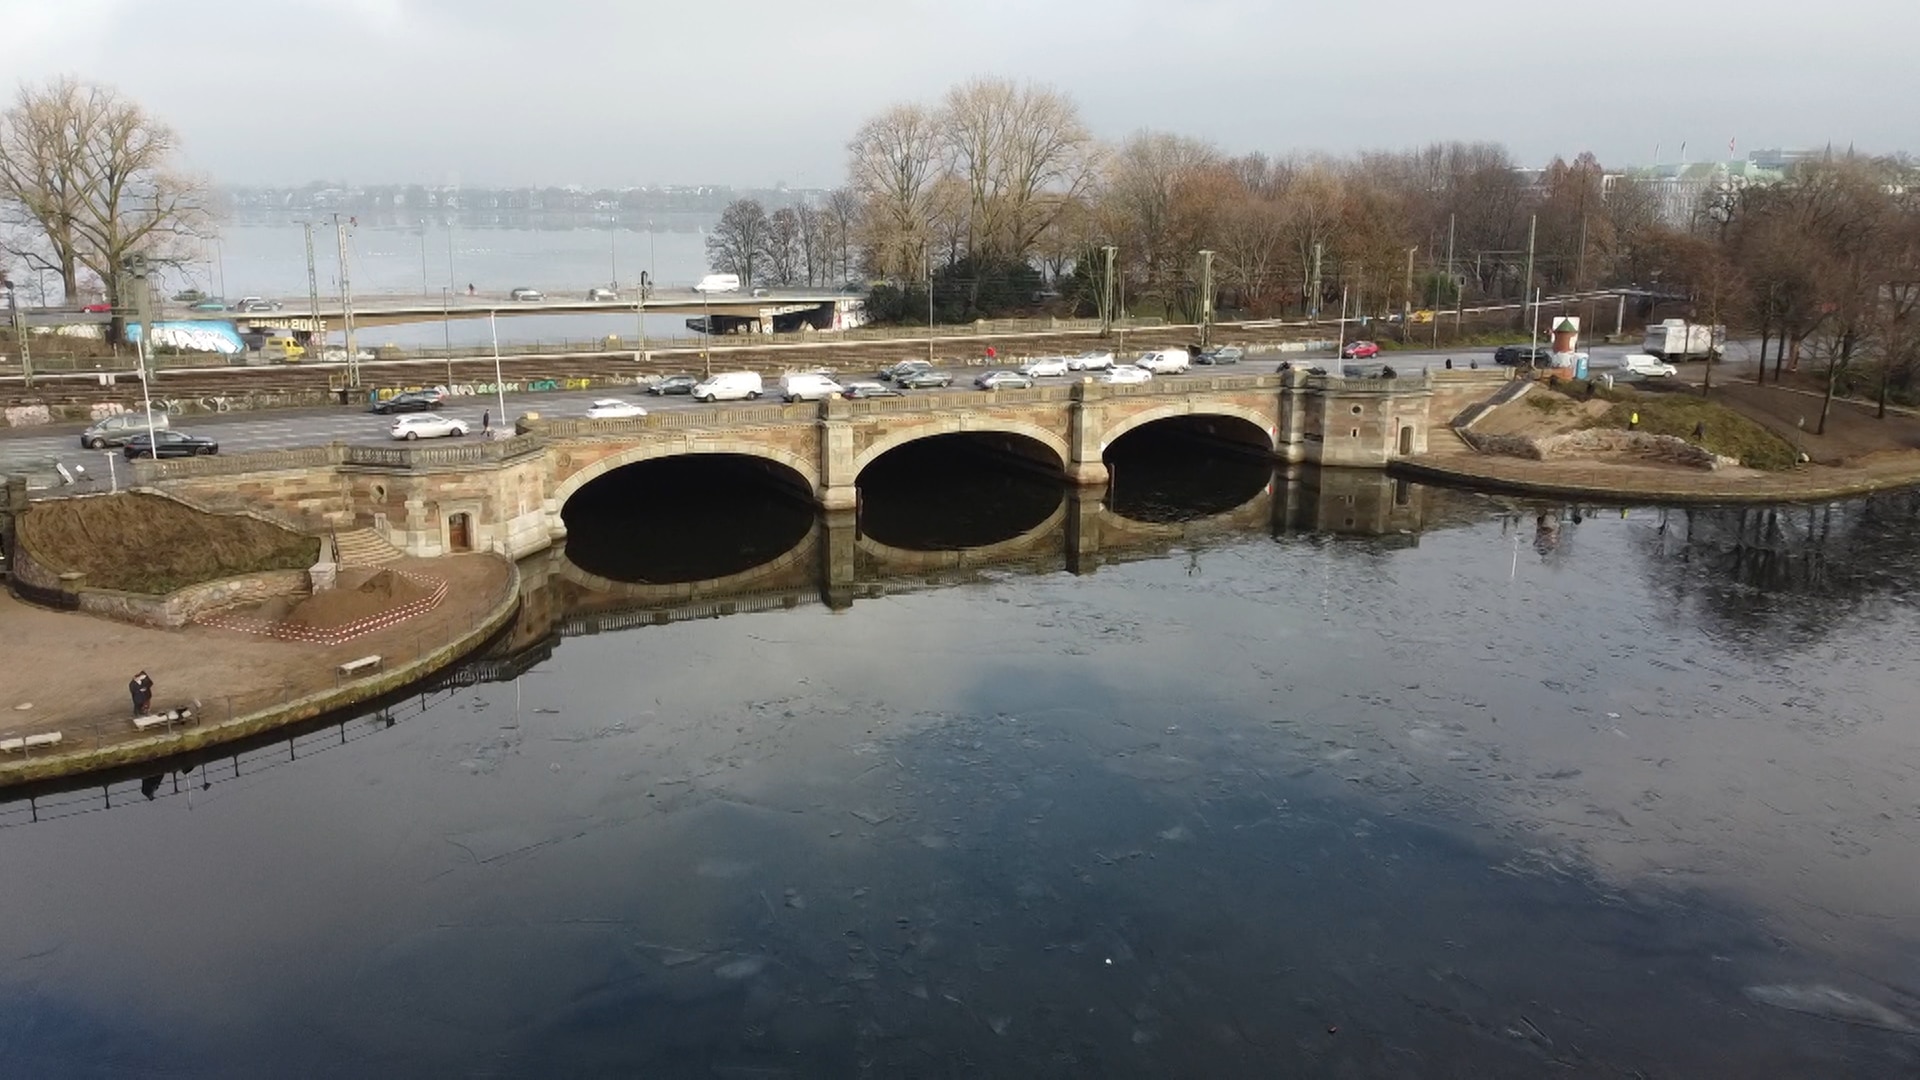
[330,528,405,566]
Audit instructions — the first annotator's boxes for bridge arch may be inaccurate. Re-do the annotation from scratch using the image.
[852,418,1071,480]
[1099,402,1277,456]
[552,439,822,510]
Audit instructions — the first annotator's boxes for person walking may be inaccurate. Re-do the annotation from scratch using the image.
[482,409,491,434]
[1629,411,1641,431]
[129,671,153,717]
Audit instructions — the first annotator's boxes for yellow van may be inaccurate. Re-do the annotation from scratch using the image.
[264,335,307,361]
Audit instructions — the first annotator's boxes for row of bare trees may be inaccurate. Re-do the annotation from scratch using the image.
[703,193,863,290]
[0,77,209,335]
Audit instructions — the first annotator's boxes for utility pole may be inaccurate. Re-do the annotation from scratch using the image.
[1197,249,1215,349]
[334,215,360,389]
[1099,245,1118,335]
[126,257,159,453]
[1309,241,1323,322]
[926,249,935,363]
[303,222,322,354]
[418,221,430,298]
[2,275,30,389]
[1521,214,1537,333]
[1403,245,1417,339]
[1440,213,1455,346]
[1335,284,1350,356]
[700,290,712,378]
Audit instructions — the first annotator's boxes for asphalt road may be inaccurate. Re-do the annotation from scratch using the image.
[0,340,1703,489]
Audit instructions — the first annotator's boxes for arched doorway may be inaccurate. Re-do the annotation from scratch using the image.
[448,513,472,552]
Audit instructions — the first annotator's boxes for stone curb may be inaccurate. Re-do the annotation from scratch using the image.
[1390,458,1920,505]
[0,556,521,789]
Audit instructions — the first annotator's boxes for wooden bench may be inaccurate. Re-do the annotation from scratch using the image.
[0,732,64,752]
[133,707,196,732]
[337,655,383,677]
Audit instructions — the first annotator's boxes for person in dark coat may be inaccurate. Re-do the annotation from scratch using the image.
[129,671,154,717]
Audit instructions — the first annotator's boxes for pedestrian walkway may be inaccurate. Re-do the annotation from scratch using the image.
[1398,444,1920,503]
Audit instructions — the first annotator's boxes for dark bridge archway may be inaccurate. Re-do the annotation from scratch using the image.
[560,453,816,584]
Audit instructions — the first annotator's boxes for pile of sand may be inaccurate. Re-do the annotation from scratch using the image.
[280,569,433,630]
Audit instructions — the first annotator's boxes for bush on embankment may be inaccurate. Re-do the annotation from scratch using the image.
[19,493,321,594]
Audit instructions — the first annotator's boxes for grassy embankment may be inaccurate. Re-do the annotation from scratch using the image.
[19,492,321,594]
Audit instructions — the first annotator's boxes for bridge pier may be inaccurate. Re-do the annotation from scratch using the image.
[1067,381,1112,487]
[817,398,860,511]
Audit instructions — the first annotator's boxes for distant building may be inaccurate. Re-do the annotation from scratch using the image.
[1614,159,1787,228]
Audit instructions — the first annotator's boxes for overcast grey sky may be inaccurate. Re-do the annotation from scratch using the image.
[3,0,1913,187]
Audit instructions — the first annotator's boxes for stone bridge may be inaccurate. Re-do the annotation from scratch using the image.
[131,369,1507,559]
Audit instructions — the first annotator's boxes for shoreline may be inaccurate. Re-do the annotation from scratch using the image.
[1393,451,1920,504]
[0,557,521,789]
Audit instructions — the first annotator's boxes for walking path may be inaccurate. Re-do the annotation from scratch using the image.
[1400,441,1920,503]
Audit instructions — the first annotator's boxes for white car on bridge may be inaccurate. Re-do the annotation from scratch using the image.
[390,413,470,440]
[584,399,647,419]
[1102,364,1152,385]
[1022,356,1070,377]
[1067,350,1114,371]
[1136,348,1191,374]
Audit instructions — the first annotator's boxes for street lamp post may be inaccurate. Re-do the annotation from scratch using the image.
[489,310,508,435]
[609,217,619,290]
[442,287,453,386]
[634,272,649,364]
[418,221,430,298]
[701,290,712,378]
[125,257,159,453]
[925,250,935,364]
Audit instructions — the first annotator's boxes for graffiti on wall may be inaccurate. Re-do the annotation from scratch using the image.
[128,321,246,355]
[366,377,595,402]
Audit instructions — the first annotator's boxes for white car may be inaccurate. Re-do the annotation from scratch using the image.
[1621,353,1678,378]
[587,287,619,301]
[390,413,470,440]
[1022,356,1070,378]
[509,287,545,302]
[1136,348,1191,374]
[1102,364,1152,385]
[1067,350,1115,371]
[320,348,376,362]
[584,399,647,419]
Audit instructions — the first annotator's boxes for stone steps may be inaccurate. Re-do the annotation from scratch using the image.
[331,528,404,566]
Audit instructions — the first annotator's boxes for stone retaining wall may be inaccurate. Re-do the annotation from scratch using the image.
[1462,427,1739,470]
[76,569,313,629]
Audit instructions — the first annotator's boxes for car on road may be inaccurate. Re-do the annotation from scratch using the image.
[1341,340,1381,360]
[587,287,619,301]
[390,413,469,440]
[974,370,1034,390]
[509,287,545,302]
[236,297,281,312]
[694,273,742,293]
[81,301,111,314]
[320,347,376,362]
[691,371,764,402]
[80,411,170,449]
[895,369,956,390]
[646,374,699,395]
[584,399,648,419]
[779,373,844,402]
[1067,350,1115,371]
[841,381,902,400]
[1493,344,1550,366]
[263,335,306,360]
[1021,356,1070,377]
[189,299,229,312]
[124,430,218,458]
[878,359,934,381]
[1102,364,1152,385]
[369,388,448,414]
[1620,353,1678,378]
[1136,348,1191,374]
[1195,346,1244,365]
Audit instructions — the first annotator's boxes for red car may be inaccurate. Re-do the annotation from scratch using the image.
[82,302,112,313]
[1341,340,1380,359]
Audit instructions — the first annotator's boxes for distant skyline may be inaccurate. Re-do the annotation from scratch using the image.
[1,0,1913,188]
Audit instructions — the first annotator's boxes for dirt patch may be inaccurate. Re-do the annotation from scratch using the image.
[281,569,433,630]
[1475,390,1611,439]
[1703,382,1920,465]
[18,492,320,595]
[1590,395,1799,470]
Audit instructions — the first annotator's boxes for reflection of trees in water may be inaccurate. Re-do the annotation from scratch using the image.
[1631,491,1920,647]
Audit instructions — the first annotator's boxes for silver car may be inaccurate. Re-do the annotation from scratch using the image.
[80,411,170,449]
[390,413,471,440]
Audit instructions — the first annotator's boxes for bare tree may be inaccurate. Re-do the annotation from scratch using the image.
[763,206,802,287]
[705,198,769,288]
[938,78,1095,266]
[823,187,861,285]
[0,76,210,324]
[793,203,825,287]
[846,104,942,284]
[1098,131,1219,301]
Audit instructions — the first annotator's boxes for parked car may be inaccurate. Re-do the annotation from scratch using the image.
[1195,346,1244,365]
[878,359,934,381]
[1136,348,1191,374]
[188,299,229,312]
[975,370,1034,390]
[509,287,545,301]
[81,301,111,314]
[369,388,448,414]
[780,372,844,402]
[1021,356,1070,377]
[390,413,469,440]
[585,399,647,419]
[1493,344,1550,366]
[646,374,699,395]
[1341,340,1381,360]
[124,430,218,458]
[1102,364,1152,385]
[587,287,619,301]
[80,411,170,449]
[320,347,376,362]
[1620,353,1679,378]
[235,297,281,312]
[691,371,763,402]
[841,381,902,399]
[896,369,956,390]
[1067,350,1115,371]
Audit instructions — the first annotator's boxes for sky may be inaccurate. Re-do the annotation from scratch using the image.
[1,0,1914,189]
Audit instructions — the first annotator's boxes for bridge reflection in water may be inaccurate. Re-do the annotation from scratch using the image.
[0,465,1446,819]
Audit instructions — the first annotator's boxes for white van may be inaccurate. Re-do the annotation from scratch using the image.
[1136,348,1190,374]
[779,372,843,402]
[694,273,741,293]
[690,371,763,402]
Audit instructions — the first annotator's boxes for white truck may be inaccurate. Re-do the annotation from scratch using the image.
[1642,319,1725,361]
